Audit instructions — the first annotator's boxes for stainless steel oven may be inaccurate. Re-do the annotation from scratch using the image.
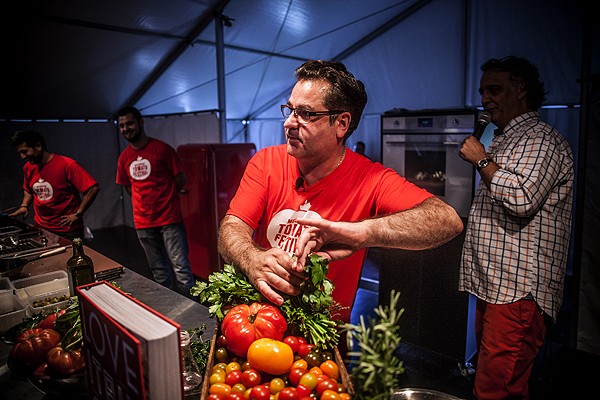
[381,109,477,218]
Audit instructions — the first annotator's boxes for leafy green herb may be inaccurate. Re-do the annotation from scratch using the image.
[191,264,262,320]
[342,290,405,400]
[280,254,344,350]
[53,296,83,351]
[187,325,212,376]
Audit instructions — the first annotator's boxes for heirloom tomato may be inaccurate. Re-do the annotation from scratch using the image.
[9,328,61,367]
[221,303,287,358]
[46,346,86,376]
[247,338,294,376]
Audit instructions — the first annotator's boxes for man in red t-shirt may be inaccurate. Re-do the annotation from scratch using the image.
[219,60,464,323]
[9,130,100,241]
[116,106,194,299]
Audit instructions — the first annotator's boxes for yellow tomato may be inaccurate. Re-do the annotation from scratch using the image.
[247,338,294,375]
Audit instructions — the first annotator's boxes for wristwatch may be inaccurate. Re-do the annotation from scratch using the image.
[476,158,494,171]
[75,211,83,218]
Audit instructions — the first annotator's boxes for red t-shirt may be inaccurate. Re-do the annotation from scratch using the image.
[23,154,98,232]
[227,145,433,322]
[116,138,184,229]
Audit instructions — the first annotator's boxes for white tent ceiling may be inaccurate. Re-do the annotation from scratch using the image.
[2,0,444,120]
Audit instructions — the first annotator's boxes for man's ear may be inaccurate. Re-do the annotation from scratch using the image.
[336,112,351,139]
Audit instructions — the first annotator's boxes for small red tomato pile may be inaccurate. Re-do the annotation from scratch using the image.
[208,302,350,400]
[8,308,85,377]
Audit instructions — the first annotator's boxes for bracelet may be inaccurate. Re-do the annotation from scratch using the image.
[19,205,28,209]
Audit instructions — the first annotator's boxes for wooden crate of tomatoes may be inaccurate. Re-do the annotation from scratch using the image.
[191,255,353,400]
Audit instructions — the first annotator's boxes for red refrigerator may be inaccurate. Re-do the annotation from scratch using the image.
[177,143,256,280]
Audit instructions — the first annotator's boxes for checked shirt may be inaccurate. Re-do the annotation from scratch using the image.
[460,112,574,321]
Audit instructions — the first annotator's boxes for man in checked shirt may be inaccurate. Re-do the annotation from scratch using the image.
[459,56,574,400]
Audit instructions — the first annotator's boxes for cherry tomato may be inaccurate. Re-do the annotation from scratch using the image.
[316,374,329,385]
[308,366,323,377]
[297,344,315,358]
[242,368,262,388]
[249,385,271,400]
[298,372,318,390]
[269,378,286,394]
[296,384,311,398]
[320,361,339,381]
[211,372,227,385]
[339,394,351,400]
[316,380,338,397]
[283,336,300,353]
[226,393,246,400]
[241,360,252,371]
[207,394,226,400]
[336,383,346,393]
[217,334,228,348]
[214,362,228,373]
[296,337,307,345]
[232,383,247,393]
[288,367,307,386]
[291,359,308,371]
[210,383,232,397]
[247,338,293,376]
[320,390,341,400]
[226,370,243,386]
[216,347,230,364]
[227,361,242,374]
[277,387,299,400]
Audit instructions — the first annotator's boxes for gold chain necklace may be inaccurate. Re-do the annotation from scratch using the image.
[336,148,346,169]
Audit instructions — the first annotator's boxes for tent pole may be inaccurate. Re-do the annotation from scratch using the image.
[215,14,227,143]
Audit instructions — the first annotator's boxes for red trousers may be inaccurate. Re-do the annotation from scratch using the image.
[473,298,547,400]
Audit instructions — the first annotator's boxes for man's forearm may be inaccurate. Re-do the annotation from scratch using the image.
[363,196,463,250]
[78,185,100,214]
[218,215,261,270]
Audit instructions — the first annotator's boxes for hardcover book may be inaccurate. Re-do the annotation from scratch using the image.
[78,281,184,399]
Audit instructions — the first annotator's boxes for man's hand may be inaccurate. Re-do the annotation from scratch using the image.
[459,135,488,166]
[8,206,28,219]
[58,213,79,227]
[293,218,367,271]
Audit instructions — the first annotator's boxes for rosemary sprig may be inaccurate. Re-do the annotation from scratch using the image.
[342,290,405,400]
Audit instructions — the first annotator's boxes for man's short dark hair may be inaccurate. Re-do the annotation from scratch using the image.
[117,106,143,121]
[481,56,547,111]
[294,60,368,140]
[11,130,47,151]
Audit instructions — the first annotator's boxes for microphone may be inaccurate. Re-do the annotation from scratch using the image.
[473,111,492,140]
[295,176,305,192]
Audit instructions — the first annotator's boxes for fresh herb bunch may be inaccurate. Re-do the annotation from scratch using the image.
[187,325,212,376]
[191,264,262,320]
[343,290,405,400]
[53,296,83,351]
[280,254,343,350]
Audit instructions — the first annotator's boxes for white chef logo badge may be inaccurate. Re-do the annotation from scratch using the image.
[267,201,321,255]
[32,178,53,202]
[129,156,151,180]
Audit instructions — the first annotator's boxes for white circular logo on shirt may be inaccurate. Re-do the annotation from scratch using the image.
[32,179,53,202]
[129,156,151,180]
[267,201,321,255]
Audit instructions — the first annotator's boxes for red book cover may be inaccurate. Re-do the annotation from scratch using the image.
[78,281,184,399]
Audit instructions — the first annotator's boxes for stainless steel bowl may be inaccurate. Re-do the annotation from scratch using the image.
[392,388,465,400]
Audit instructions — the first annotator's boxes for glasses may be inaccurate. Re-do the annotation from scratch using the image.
[281,105,345,124]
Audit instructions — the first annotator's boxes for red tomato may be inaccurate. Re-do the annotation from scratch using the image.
[249,385,270,400]
[316,379,338,397]
[46,346,86,376]
[241,368,262,388]
[226,393,246,400]
[226,370,242,386]
[297,344,315,358]
[217,334,228,348]
[296,337,307,345]
[282,336,299,353]
[278,387,299,400]
[9,328,61,367]
[207,394,226,400]
[296,384,311,398]
[221,303,288,357]
[288,367,307,386]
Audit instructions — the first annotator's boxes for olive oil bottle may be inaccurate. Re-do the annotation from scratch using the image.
[67,237,95,296]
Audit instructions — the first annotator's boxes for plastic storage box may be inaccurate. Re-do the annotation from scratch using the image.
[27,287,70,314]
[0,277,15,314]
[12,271,68,303]
[0,295,27,333]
